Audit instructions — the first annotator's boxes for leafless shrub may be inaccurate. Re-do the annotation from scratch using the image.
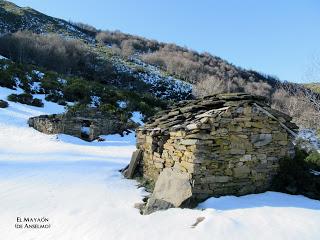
[272,87,320,129]
[279,81,320,112]
[193,74,273,98]
[244,81,273,98]
[193,76,227,97]
[70,21,98,34]
[96,31,122,46]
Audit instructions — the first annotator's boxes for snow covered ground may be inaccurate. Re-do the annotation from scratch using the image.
[1,86,320,240]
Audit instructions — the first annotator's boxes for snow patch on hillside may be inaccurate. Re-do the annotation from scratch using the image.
[113,56,192,100]
[298,129,320,150]
[32,70,45,79]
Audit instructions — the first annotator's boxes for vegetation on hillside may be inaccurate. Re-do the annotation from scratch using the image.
[0,58,166,120]
[0,31,115,81]
[0,0,319,131]
[7,93,43,107]
[304,83,320,94]
[0,0,93,40]
[96,30,279,91]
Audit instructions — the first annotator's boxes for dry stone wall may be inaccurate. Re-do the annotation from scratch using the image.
[136,93,297,202]
[28,109,138,141]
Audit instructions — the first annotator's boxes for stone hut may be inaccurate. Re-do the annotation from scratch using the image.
[28,109,138,141]
[134,93,298,211]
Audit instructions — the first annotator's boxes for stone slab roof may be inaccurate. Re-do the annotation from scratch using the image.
[140,93,298,135]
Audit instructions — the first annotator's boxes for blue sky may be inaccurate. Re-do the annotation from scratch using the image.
[10,0,320,83]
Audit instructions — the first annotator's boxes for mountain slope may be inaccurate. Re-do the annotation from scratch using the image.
[0,0,278,98]
[0,1,275,90]
[0,0,319,130]
[0,0,193,101]
[0,0,94,40]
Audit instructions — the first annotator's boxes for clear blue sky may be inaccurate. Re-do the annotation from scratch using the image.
[10,0,320,83]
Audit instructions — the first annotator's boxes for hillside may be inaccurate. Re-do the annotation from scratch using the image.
[0,0,94,40]
[0,0,319,130]
[305,83,320,94]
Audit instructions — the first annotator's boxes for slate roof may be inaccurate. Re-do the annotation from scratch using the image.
[140,93,298,135]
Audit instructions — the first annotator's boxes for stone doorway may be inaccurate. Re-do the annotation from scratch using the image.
[80,120,91,140]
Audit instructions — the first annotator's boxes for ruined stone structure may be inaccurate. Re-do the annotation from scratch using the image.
[135,93,298,206]
[28,109,138,141]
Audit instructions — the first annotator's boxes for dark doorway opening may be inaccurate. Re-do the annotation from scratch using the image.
[81,120,91,140]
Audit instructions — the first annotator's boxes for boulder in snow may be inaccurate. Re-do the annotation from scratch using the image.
[0,100,8,108]
[143,168,192,214]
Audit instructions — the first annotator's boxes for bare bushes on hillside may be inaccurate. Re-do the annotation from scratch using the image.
[140,47,281,97]
[96,31,159,56]
[272,87,320,129]
[281,82,320,112]
[0,31,96,73]
[70,21,98,34]
[0,31,114,81]
[193,75,273,98]
[96,30,281,97]
[142,49,205,83]
[192,76,237,96]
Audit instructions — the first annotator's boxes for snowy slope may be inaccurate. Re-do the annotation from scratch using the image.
[1,86,320,240]
[113,56,193,100]
[0,87,136,162]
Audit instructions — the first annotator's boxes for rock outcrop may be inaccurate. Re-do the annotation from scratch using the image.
[132,93,298,213]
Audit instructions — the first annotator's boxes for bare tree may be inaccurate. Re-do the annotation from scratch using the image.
[272,84,320,129]
[279,81,320,112]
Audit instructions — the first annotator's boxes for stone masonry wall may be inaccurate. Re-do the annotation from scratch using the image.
[29,111,138,141]
[136,100,295,201]
[28,115,63,134]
